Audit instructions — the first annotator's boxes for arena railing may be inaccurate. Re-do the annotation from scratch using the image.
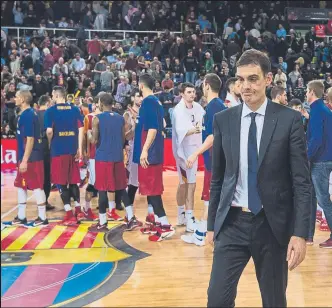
[2,26,216,45]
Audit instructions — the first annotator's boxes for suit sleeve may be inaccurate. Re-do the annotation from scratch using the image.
[289,112,311,239]
[208,115,226,232]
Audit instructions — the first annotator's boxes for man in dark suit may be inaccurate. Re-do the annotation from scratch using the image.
[207,49,311,307]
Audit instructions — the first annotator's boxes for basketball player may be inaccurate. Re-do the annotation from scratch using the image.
[172,82,205,232]
[88,93,141,232]
[123,89,156,227]
[12,90,49,227]
[184,73,226,245]
[82,95,101,221]
[133,74,175,241]
[44,86,84,225]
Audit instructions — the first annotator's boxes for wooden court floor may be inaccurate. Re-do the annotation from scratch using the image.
[1,171,332,307]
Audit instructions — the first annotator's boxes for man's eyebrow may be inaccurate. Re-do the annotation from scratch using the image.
[236,74,260,79]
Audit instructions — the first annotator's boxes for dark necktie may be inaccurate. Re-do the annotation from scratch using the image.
[248,112,261,214]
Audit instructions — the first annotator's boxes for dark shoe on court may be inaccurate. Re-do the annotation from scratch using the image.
[88,222,109,233]
[46,203,55,211]
[126,216,143,231]
[116,202,124,211]
[148,225,175,242]
[319,238,332,249]
[61,211,78,226]
[12,216,28,226]
[29,217,49,228]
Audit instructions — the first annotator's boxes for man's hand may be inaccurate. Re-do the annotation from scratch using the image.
[287,236,306,271]
[186,153,198,169]
[19,160,28,173]
[301,109,309,120]
[140,149,149,169]
[75,148,82,161]
[206,231,214,246]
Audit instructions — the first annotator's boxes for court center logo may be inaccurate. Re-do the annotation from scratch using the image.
[1,221,149,307]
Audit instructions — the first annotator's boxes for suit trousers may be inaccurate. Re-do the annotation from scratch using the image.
[208,208,288,307]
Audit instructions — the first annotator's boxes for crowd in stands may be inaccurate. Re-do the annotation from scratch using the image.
[1,1,332,137]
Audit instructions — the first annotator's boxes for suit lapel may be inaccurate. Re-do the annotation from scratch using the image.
[230,105,243,175]
[258,100,278,170]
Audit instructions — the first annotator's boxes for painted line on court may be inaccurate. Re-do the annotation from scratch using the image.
[1,195,34,219]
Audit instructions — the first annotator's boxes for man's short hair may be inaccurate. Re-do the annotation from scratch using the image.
[236,49,271,76]
[271,86,286,100]
[99,93,114,107]
[179,82,195,93]
[17,90,32,106]
[139,73,155,90]
[289,98,302,108]
[204,73,222,93]
[53,86,66,98]
[38,95,50,106]
[93,91,106,104]
[225,77,238,92]
[308,80,324,99]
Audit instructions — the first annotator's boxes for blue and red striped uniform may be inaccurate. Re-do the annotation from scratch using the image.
[14,108,44,190]
[133,95,164,196]
[44,103,83,185]
[94,111,127,191]
[201,97,226,201]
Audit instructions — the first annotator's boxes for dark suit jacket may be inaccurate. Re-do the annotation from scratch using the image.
[208,100,311,245]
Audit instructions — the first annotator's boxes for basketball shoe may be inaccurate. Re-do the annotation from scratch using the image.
[107,209,124,221]
[88,222,109,233]
[177,211,186,226]
[83,208,98,221]
[181,230,206,246]
[126,216,143,231]
[186,217,196,232]
[148,225,175,242]
[61,211,78,226]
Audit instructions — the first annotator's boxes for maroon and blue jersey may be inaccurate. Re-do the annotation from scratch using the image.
[133,95,164,165]
[44,103,83,157]
[95,111,125,162]
[16,108,43,162]
[202,98,226,171]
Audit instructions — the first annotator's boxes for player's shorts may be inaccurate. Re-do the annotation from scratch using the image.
[14,160,44,190]
[201,169,212,201]
[176,159,198,184]
[95,161,127,191]
[51,154,81,185]
[138,164,163,196]
[87,159,96,185]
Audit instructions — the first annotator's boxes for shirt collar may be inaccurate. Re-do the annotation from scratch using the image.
[242,98,268,118]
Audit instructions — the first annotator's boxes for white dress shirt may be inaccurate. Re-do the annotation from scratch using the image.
[232,99,267,208]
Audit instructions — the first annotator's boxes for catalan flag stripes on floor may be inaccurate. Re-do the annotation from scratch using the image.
[1,223,117,251]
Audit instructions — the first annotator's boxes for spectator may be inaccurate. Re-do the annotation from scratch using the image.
[1,124,15,139]
[274,68,287,89]
[43,48,54,72]
[276,24,287,39]
[288,63,302,88]
[224,77,241,107]
[87,36,102,61]
[71,53,86,73]
[271,85,288,105]
[204,52,214,74]
[161,73,174,90]
[125,52,138,72]
[129,41,142,57]
[182,49,198,84]
[115,76,131,104]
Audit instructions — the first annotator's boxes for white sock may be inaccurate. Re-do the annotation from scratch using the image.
[108,201,115,210]
[85,201,91,211]
[159,216,169,226]
[74,201,80,208]
[186,210,193,221]
[178,205,185,216]
[125,205,134,220]
[148,204,154,214]
[38,205,46,220]
[99,213,107,225]
[64,204,71,212]
[18,204,26,220]
[154,214,159,223]
[204,201,209,207]
[198,220,207,233]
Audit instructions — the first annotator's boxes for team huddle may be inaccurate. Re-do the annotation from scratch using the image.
[4,72,226,244]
